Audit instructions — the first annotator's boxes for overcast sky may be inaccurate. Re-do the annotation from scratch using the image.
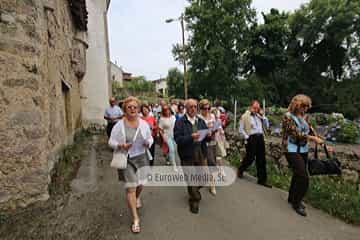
[108,0,308,80]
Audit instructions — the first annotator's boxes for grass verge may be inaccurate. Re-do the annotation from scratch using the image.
[227,153,360,225]
[49,129,92,195]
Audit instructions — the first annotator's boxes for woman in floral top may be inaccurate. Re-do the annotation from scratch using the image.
[282,94,326,217]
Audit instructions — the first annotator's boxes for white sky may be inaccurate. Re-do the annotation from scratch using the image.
[108,0,308,80]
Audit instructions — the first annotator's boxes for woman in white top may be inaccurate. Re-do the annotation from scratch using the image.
[158,104,177,171]
[198,99,218,196]
[108,96,153,234]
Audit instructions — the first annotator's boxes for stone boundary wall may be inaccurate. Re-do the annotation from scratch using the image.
[0,0,87,210]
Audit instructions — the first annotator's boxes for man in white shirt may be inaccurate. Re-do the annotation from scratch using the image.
[104,97,123,138]
[238,100,272,188]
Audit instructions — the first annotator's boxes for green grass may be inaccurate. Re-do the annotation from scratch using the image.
[227,153,360,225]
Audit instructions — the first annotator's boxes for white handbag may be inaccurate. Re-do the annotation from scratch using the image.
[110,150,128,169]
[110,126,140,169]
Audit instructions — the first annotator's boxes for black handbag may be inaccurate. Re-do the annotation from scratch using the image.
[308,144,341,176]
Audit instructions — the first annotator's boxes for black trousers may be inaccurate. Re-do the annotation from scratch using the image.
[106,122,116,138]
[285,152,309,208]
[149,142,155,166]
[238,134,267,183]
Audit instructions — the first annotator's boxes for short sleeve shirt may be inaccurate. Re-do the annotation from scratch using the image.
[104,106,123,123]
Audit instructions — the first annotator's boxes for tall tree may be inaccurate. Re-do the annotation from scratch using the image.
[184,0,256,101]
[245,9,291,105]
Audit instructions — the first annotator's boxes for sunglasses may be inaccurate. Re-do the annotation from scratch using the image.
[127,105,138,110]
[201,107,210,110]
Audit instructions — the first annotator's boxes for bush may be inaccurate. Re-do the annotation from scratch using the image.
[336,121,360,144]
[269,106,287,115]
[267,115,282,127]
[311,113,332,125]
[311,112,345,126]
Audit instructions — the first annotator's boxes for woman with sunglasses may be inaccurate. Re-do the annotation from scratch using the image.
[282,94,331,217]
[198,99,218,196]
[108,96,153,233]
[158,103,178,171]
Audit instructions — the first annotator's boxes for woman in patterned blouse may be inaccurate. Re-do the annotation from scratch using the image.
[282,94,326,217]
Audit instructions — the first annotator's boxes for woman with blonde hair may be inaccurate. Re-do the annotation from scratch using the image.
[109,96,153,233]
[282,94,331,217]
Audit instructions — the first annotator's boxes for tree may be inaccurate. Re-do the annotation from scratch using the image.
[289,0,360,82]
[245,9,291,105]
[244,0,360,116]
[178,0,360,118]
[183,0,256,101]
[127,76,155,92]
[287,0,360,111]
[166,67,184,98]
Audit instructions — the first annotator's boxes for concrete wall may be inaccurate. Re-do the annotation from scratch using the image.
[81,0,111,127]
[0,0,87,210]
[110,62,124,88]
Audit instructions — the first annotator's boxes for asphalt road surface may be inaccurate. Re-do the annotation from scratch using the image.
[1,135,359,240]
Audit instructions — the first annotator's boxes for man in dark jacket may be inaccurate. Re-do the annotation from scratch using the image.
[174,98,210,214]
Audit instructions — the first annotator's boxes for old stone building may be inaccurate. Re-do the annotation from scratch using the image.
[0,0,89,210]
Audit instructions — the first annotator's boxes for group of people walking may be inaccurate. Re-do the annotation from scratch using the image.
[105,96,228,233]
[104,94,334,233]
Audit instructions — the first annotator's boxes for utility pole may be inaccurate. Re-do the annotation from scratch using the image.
[166,13,188,99]
[180,14,188,99]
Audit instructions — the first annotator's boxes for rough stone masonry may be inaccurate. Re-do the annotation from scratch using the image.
[0,0,88,210]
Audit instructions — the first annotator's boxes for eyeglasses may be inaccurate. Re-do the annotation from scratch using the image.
[127,105,138,110]
[201,107,210,110]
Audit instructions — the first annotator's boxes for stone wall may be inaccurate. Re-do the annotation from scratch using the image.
[226,131,360,185]
[0,0,87,210]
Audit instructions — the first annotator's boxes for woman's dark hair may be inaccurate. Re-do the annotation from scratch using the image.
[140,104,150,115]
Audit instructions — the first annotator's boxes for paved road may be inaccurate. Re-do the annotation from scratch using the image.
[1,135,359,240]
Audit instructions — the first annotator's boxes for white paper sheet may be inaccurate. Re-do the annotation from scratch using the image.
[128,139,147,158]
[195,129,210,142]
